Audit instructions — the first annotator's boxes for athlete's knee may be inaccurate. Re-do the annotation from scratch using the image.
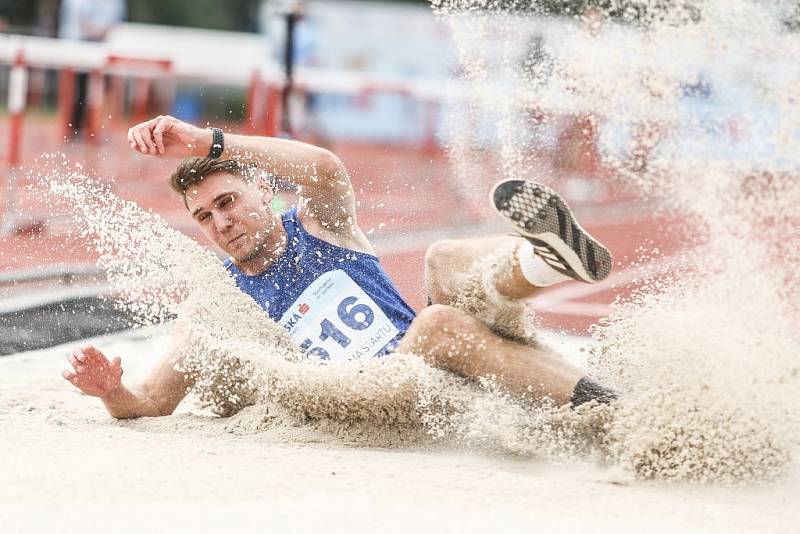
[424,239,461,276]
[414,303,467,332]
[424,240,463,303]
[401,304,474,360]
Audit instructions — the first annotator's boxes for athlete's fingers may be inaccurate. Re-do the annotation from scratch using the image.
[136,125,154,153]
[72,346,86,362]
[81,346,111,366]
[131,127,149,154]
[152,116,167,154]
[73,347,110,374]
[127,122,145,149]
[80,345,103,358]
[63,371,85,391]
[67,355,87,374]
[142,115,161,154]
[139,122,158,154]
[66,373,90,391]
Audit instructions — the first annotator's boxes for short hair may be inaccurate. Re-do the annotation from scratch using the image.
[169,157,261,208]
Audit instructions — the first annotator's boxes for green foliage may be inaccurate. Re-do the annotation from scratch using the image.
[127,0,427,33]
[0,0,43,31]
[128,0,262,32]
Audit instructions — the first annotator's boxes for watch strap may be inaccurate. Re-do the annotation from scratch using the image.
[208,127,224,159]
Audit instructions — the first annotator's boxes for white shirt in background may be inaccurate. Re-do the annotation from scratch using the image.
[59,0,125,42]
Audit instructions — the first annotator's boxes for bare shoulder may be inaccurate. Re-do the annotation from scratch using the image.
[297,209,376,256]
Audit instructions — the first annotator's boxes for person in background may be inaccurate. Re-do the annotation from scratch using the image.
[58,0,126,140]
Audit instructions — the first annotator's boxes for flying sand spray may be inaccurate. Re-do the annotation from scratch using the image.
[36,0,799,484]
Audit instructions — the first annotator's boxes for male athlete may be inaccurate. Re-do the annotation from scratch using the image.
[62,115,617,418]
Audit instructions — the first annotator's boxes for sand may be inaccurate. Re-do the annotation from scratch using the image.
[2,328,798,534]
[435,0,800,483]
[4,0,800,531]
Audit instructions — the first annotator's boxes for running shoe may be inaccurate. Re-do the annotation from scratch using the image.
[491,179,612,283]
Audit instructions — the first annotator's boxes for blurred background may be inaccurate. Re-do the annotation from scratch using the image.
[0,0,709,352]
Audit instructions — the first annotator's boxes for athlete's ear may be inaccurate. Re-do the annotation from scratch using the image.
[255,174,274,204]
[258,176,275,205]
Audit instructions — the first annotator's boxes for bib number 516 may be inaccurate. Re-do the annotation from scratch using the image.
[299,296,375,360]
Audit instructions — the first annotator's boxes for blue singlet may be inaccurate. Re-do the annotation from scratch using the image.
[225,208,416,361]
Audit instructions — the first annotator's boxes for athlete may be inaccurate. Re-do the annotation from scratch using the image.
[62,115,617,418]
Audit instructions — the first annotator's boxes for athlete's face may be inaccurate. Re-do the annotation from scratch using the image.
[185,172,279,264]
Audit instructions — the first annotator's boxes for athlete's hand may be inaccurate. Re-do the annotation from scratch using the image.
[127,115,212,158]
[62,346,124,398]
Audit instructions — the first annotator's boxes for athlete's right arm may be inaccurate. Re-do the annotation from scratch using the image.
[62,341,194,419]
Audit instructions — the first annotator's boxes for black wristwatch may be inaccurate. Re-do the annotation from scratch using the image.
[208,127,224,159]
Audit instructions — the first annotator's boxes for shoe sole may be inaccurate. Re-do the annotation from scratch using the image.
[491,179,612,283]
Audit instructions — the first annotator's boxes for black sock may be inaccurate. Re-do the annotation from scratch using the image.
[570,376,619,407]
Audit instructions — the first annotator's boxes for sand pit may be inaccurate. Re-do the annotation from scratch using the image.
[2,328,797,534]
[4,0,800,531]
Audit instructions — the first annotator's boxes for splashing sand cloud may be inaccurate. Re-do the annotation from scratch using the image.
[31,0,800,485]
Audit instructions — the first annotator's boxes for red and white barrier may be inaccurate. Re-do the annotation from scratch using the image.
[105,55,174,128]
[58,68,76,140]
[7,49,26,167]
[1,49,26,233]
[245,69,282,137]
[1,33,453,154]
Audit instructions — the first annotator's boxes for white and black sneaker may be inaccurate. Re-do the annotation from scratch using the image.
[491,179,612,283]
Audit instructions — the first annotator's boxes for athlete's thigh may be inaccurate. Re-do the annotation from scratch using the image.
[427,234,521,275]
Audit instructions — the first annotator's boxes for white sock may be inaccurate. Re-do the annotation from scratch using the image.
[516,240,572,287]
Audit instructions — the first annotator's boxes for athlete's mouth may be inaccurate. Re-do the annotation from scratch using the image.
[227,233,246,246]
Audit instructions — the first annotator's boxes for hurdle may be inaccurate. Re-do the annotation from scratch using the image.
[245,69,283,138]
[105,55,175,134]
[1,48,26,234]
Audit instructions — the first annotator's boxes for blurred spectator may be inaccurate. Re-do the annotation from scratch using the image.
[263,0,328,143]
[59,0,126,140]
[35,0,60,37]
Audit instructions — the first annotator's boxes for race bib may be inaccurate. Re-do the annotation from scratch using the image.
[278,269,400,362]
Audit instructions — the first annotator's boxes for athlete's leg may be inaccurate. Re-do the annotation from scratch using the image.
[425,236,537,345]
[425,235,537,305]
[426,179,613,306]
[397,304,615,406]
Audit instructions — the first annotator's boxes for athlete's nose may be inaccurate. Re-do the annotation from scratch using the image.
[212,210,233,233]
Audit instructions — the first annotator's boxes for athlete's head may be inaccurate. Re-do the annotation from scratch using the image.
[170,157,279,264]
